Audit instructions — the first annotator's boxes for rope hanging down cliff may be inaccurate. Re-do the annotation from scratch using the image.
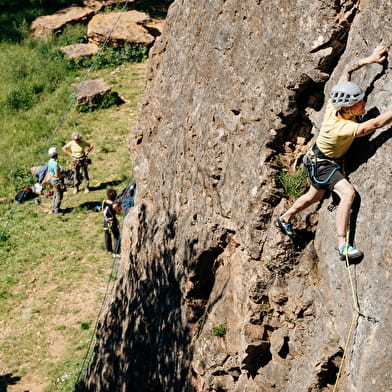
[332,227,378,392]
[0,0,132,243]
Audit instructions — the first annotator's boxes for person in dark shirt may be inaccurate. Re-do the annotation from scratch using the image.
[102,189,120,255]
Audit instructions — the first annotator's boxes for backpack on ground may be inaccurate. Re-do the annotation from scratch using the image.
[15,187,36,203]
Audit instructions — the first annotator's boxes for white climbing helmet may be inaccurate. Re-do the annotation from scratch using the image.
[330,81,365,110]
[48,147,58,157]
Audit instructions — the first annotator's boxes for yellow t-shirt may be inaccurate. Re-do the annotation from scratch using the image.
[316,101,358,159]
[64,140,89,159]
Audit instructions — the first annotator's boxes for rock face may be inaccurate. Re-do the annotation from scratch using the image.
[77,1,392,391]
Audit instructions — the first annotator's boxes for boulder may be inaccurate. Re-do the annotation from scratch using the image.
[31,6,95,38]
[60,43,99,60]
[31,1,133,38]
[87,11,155,47]
[71,78,112,108]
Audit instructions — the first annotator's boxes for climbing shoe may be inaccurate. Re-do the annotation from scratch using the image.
[275,217,296,239]
[339,244,363,261]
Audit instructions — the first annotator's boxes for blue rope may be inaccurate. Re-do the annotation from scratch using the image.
[310,161,340,185]
[0,0,132,243]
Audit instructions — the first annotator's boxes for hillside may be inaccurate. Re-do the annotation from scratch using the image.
[0,59,146,391]
[0,5,150,392]
[77,1,392,392]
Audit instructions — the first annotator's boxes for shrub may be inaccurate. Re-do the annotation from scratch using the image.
[57,24,88,46]
[71,43,148,70]
[76,92,123,113]
[11,168,33,191]
[212,323,227,337]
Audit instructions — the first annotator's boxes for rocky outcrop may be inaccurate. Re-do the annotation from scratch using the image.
[31,1,133,38]
[31,6,95,38]
[87,11,155,46]
[77,1,392,391]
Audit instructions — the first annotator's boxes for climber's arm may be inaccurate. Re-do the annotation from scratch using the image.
[338,45,387,82]
[356,108,392,137]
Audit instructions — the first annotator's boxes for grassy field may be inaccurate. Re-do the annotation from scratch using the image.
[0,18,147,392]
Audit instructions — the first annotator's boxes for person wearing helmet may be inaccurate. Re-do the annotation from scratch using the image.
[48,147,64,216]
[276,45,392,261]
[62,132,93,194]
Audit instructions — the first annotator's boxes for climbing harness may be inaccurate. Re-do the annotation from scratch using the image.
[303,144,340,185]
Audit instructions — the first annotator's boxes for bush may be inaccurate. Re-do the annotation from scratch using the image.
[76,92,123,113]
[11,168,33,191]
[71,43,148,69]
[212,323,227,337]
[57,24,88,46]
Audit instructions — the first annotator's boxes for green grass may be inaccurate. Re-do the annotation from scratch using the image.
[276,164,309,200]
[0,21,146,391]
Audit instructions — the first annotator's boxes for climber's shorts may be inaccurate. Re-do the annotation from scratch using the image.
[307,161,345,191]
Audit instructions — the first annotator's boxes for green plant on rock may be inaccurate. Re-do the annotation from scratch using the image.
[212,323,227,337]
[276,164,309,200]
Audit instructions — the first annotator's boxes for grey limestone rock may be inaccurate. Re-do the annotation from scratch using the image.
[77,1,392,391]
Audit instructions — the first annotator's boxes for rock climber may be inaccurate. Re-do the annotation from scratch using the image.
[275,45,392,261]
[47,147,64,216]
[62,132,93,194]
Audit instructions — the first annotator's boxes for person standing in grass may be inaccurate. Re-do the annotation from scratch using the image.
[47,147,64,216]
[102,189,121,256]
[62,132,93,194]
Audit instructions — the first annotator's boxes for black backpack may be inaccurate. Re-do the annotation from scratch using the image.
[15,187,36,203]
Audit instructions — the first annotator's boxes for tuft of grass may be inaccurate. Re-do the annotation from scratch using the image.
[212,323,227,337]
[276,165,309,199]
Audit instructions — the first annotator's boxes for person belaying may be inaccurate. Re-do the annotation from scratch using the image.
[102,189,121,256]
[47,147,64,216]
[62,132,93,194]
[275,45,392,261]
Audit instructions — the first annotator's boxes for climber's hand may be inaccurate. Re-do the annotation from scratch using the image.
[367,45,387,64]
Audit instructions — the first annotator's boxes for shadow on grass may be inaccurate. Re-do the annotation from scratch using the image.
[0,373,21,392]
[89,180,124,192]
